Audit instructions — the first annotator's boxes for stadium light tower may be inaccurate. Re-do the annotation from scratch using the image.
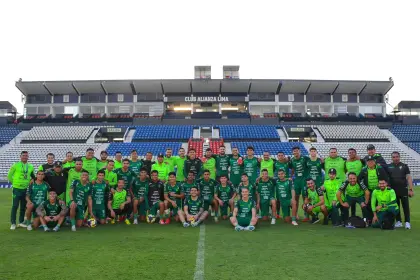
[195,66,211,80]
[223,65,240,79]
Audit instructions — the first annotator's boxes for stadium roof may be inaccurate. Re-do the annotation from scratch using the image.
[0,101,17,112]
[397,101,420,109]
[15,78,394,96]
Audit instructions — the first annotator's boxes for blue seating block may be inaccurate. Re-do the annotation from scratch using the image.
[219,125,279,140]
[230,142,308,156]
[0,126,21,144]
[391,125,420,142]
[133,125,193,140]
[107,142,182,157]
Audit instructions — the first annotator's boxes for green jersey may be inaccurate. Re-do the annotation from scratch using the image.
[38,200,63,216]
[367,168,379,190]
[97,160,108,172]
[62,161,75,169]
[229,156,243,186]
[235,199,256,218]
[151,162,170,181]
[275,179,293,201]
[216,183,235,202]
[345,160,364,176]
[306,157,323,184]
[256,179,275,201]
[71,180,92,207]
[304,187,323,204]
[102,168,118,187]
[181,181,196,200]
[27,181,50,206]
[323,178,342,207]
[91,181,108,208]
[197,178,218,201]
[260,158,275,178]
[114,160,123,170]
[132,178,149,199]
[129,160,143,174]
[113,168,136,191]
[8,161,35,189]
[174,156,187,181]
[184,197,204,215]
[65,167,86,203]
[243,157,260,184]
[110,189,130,209]
[164,182,182,203]
[324,157,346,181]
[237,182,256,201]
[289,156,308,179]
[202,157,216,180]
[371,188,398,212]
[163,156,176,173]
[274,160,290,179]
[80,157,99,180]
[215,154,230,177]
[339,181,367,198]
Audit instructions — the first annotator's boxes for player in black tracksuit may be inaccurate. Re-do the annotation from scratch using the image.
[183,149,203,181]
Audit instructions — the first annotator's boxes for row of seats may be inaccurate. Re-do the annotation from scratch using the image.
[209,139,224,154]
[230,142,308,156]
[0,126,21,144]
[0,144,103,180]
[107,142,182,157]
[23,126,98,141]
[390,125,420,142]
[218,125,279,140]
[188,138,204,158]
[317,125,387,140]
[133,126,193,140]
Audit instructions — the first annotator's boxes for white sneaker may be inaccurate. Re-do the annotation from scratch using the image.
[214,217,219,223]
[27,224,33,231]
[44,227,50,232]
[395,221,403,228]
[271,218,276,225]
[71,225,76,232]
[292,221,298,226]
[183,222,190,228]
[245,225,255,231]
[18,223,27,228]
[405,222,411,230]
[133,219,138,225]
[10,224,16,230]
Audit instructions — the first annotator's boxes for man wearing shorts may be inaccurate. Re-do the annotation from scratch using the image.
[275,169,298,225]
[164,172,184,223]
[214,175,236,220]
[256,169,276,224]
[230,188,258,231]
[303,178,329,225]
[25,170,50,230]
[69,170,93,232]
[132,168,150,224]
[108,179,131,225]
[197,169,219,222]
[146,170,166,225]
[90,170,108,225]
[178,186,208,227]
[35,189,67,232]
[321,168,342,226]
[289,146,309,221]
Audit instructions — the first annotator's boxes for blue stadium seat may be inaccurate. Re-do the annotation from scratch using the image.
[230,142,308,156]
[0,126,21,144]
[390,125,420,142]
[406,142,420,155]
[218,125,279,140]
[107,142,182,156]
[132,125,193,140]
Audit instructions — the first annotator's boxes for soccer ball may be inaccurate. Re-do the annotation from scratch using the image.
[188,217,195,224]
[87,218,97,228]
[147,214,156,224]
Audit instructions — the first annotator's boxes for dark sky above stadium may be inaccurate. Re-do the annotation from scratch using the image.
[1,0,418,113]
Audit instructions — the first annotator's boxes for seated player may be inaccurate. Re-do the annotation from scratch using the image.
[90,170,108,225]
[164,172,184,223]
[25,170,50,231]
[371,179,399,229]
[35,189,67,232]
[132,168,150,224]
[275,169,298,226]
[146,170,166,225]
[230,188,258,231]
[108,179,132,225]
[197,169,219,222]
[178,186,208,227]
[321,168,343,226]
[336,172,370,224]
[69,170,93,232]
[214,175,236,220]
[256,169,277,224]
[181,171,196,200]
[303,178,329,225]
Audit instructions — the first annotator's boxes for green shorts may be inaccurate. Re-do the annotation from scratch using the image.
[259,200,274,217]
[203,199,214,211]
[293,178,306,196]
[167,200,182,216]
[312,206,321,213]
[148,201,162,216]
[93,207,106,220]
[32,204,40,218]
[220,201,230,216]
[279,199,292,218]
[237,216,252,227]
[76,206,86,220]
[138,199,148,216]
[345,195,365,206]
[46,221,58,228]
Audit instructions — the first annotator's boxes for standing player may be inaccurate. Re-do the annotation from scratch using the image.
[164,148,176,173]
[275,169,298,225]
[129,150,143,174]
[323,148,346,183]
[97,151,109,171]
[113,151,123,170]
[64,159,87,205]
[321,168,343,226]
[202,148,217,180]
[38,153,55,172]
[174,147,187,182]
[101,160,118,188]
[365,144,388,171]
[132,168,150,224]
[214,145,230,182]
[114,159,136,191]
[243,146,260,185]
[108,179,131,225]
[345,148,364,176]
[228,147,243,190]
[69,170,93,231]
[141,152,155,175]
[237,173,256,201]
[303,178,329,225]
[164,172,184,223]
[8,151,35,230]
[274,152,290,179]
[44,161,67,202]
[259,151,275,178]
[35,190,67,232]
[289,146,309,221]
[214,175,236,220]
[197,169,219,222]
[25,170,50,230]
[146,170,166,224]
[77,148,99,180]
[178,186,207,227]
[230,188,258,231]
[256,169,276,224]
[152,153,170,182]
[184,149,203,180]
[62,152,75,169]
[306,147,324,188]
[181,171,196,200]
[90,170,108,225]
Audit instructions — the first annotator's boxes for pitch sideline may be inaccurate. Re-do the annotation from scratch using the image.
[193,224,206,280]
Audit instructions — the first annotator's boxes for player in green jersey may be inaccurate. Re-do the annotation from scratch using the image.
[237,173,256,201]
[108,179,132,225]
[274,152,290,179]
[100,160,118,188]
[202,148,217,180]
[114,151,123,170]
[25,170,50,230]
[77,148,99,180]
[62,152,75,169]
[178,186,208,227]
[197,169,219,222]
[259,151,275,178]
[306,147,324,188]
[146,170,166,224]
[8,151,35,230]
[163,148,176,173]
[90,170,108,225]
[181,171,196,200]
[275,169,298,225]
[35,189,67,232]
[64,159,86,203]
[152,154,170,182]
[321,168,342,226]
[164,172,185,223]
[174,147,187,182]
[214,175,236,220]
[214,145,230,182]
[230,188,258,231]
[346,148,365,217]
[371,179,399,229]
[228,147,243,189]
[242,146,260,185]
[289,146,309,221]
[256,169,276,224]
[69,170,93,231]
[97,151,109,171]
[113,159,136,191]
[323,148,346,182]
[129,150,143,174]
[38,153,55,172]
[303,178,329,225]
[132,168,150,224]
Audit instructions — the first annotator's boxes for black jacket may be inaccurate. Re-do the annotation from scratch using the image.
[358,165,389,191]
[363,153,388,172]
[184,158,203,180]
[44,170,68,196]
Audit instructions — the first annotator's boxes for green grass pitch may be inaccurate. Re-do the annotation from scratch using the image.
[0,189,418,280]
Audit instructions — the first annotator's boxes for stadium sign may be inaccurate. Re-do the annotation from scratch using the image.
[185,96,229,102]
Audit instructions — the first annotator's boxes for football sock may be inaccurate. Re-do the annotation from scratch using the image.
[292,217,296,222]
[71,219,76,227]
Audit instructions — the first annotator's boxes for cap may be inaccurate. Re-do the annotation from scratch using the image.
[366,155,376,161]
[367,144,375,150]
[54,161,62,167]
[157,153,164,157]
[328,168,337,174]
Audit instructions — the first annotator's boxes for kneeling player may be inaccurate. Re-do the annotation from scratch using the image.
[132,168,149,224]
[303,178,329,225]
[321,168,342,226]
[108,179,132,225]
[35,190,67,232]
[164,172,184,223]
[275,169,298,225]
[69,170,93,231]
[214,175,236,220]
[146,170,166,224]
[230,188,258,231]
[371,179,399,229]
[178,186,208,227]
[25,170,50,230]
[256,169,276,224]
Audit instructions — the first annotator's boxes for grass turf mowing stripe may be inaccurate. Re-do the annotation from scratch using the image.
[194,224,206,280]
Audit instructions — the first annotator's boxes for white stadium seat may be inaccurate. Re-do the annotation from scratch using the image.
[23,126,99,141]
[317,125,387,140]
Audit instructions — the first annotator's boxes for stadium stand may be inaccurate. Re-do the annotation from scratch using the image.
[107,142,182,157]
[0,144,102,180]
[231,142,308,156]
[316,125,388,141]
[209,139,224,154]
[188,137,204,158]
[390,125,420,142]
[218,125,279,140]
[0,126,21,144]
[22,126,98,143]
[133,125,193,141]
